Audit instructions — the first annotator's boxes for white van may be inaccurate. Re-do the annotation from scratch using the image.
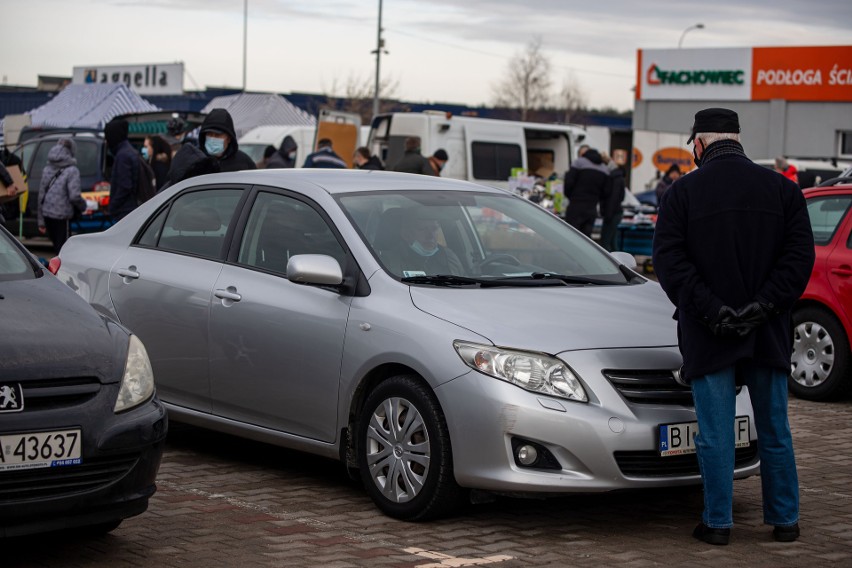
[239,110,366,169]
[367,111,587,189]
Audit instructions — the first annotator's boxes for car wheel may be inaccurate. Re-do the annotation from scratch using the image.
[357,375,462,521]
[789,307,851,401]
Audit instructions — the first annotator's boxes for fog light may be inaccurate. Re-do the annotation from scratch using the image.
[517,444,538,466]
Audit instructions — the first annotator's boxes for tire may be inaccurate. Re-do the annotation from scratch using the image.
[789,306,852,401]
[357,375,462,521]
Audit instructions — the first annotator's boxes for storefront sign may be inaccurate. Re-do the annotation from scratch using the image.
[637,46,852,102]
[631,148,643,168]
[72,63,184,96]
[652,147,694,174]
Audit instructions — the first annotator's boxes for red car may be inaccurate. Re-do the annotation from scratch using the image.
[791,179,852,400]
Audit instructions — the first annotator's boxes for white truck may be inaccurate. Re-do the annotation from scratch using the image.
[366,111,587,190]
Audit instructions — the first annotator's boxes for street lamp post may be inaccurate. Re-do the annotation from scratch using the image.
[242,0,248,91]
[678,23,705,48]
[372,0,385,119]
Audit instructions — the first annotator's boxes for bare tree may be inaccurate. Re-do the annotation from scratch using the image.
[492,37,553,121]
[557,72,587,124]
[324,73,400,124]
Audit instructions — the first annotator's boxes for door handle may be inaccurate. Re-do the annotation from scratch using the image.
[214,288,242,302]
[116,267,140,280]
[830,266,852,278]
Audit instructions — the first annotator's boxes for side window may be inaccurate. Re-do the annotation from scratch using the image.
[237,192,345,275]
[806,196,852,246]
[153,189,242,258]
[471,142,522,181]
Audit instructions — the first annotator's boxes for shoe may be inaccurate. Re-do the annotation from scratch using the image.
[773,523,800,542]
[692,522,731,545]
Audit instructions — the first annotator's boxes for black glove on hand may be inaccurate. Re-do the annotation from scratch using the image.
[709,305,741,338]
[736,302,774,327]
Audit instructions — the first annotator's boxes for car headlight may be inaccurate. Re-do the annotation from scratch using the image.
[453,341,588,402]
[114,335,155,413]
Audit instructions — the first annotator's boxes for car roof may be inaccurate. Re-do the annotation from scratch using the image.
[188,168,509,196]
[803,182,852,197]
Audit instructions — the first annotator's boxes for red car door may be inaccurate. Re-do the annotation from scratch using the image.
[825,205,852,334]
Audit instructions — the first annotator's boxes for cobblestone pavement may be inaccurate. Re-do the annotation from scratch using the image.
[4,395,851,567]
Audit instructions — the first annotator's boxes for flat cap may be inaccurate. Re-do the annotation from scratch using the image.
[687,108,740,143]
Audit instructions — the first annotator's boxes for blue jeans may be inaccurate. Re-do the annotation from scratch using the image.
[691,361,799,529]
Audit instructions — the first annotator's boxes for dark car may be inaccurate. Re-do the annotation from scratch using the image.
[790,177,852,401]
[0,224,167,537]
[3,111,205,238]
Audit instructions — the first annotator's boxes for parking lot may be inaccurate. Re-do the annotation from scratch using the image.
[3,394,850,568]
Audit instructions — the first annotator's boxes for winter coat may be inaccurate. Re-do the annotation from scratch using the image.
[266,136,298,169]
[652,143,815,380]
[38,141,85,226]
[391,151,434,176]
[150,154,171,191]
[563,150,611,205]
[357,155,385,171]
[654,175,675,204]
[302,146,347,169]
[198,109,257,173]
[601,165,626,218]
[162,143,221,191]
[108,139,139,219]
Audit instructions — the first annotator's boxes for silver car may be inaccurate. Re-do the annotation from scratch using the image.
[54,169,759,520]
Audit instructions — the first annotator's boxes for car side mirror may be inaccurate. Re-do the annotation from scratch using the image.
[610,251,638,270]
[287,254,343,286]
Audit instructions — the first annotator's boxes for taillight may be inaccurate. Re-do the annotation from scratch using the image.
[48,256,61,275]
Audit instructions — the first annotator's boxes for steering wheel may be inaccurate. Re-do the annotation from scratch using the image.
[476,254,522,272]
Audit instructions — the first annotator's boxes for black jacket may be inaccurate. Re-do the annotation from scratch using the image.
[563,150,610,205]
[357,155,385,171]
[652,144,815,379]
[198,109,257,173]
[391,151,434,176]
[162,143,220,191]
[266,136,298,169]
[601,165,626,218]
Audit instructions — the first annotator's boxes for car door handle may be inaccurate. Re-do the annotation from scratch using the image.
[116,267,140,279]
[214,288,242,302]
[830,266,852,277]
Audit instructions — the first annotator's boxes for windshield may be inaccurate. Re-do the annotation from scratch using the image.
[337,190,627,285]
[0,229,36,282]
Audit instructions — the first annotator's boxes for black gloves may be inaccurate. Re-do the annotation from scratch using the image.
[708,302,776,338]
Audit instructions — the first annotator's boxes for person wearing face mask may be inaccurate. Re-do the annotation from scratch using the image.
[652,108,815,546]
[144,135,172,191]
[266,136,299,169]
[428,149,449,176]
[380,209,463,277]
[198,108,256,173]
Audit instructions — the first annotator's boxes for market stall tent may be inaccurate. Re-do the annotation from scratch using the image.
[200,93,315,139]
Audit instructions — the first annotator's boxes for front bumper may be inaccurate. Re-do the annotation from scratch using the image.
[436,346,759,494]
[0,393,168,538]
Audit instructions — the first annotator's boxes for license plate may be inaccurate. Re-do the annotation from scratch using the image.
[658,416,750,457]
[0,429,82,471]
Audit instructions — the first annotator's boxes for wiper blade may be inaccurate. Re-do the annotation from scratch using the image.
[528,272,615,286]
[401,274,486,286]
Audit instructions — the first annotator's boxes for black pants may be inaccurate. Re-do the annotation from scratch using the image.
[43,216,71,254]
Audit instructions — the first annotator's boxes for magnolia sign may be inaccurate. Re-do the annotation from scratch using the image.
[72,63,184,96]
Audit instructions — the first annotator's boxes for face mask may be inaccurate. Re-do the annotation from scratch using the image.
[288,151,297,160]
[692,140,702,168]
[205,137,226,157]
[410,241,439,257]
[141,147,149,161]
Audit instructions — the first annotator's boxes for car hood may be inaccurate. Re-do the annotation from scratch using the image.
[1,275,128,382]
[409,280,678,354]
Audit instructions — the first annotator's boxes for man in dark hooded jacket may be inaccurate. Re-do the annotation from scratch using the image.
[652,108,814,546]
[562,148,610,237]
[104,118,139,221]
[162,143,221,192]
[266,135,298,169]
[198,108,256,173]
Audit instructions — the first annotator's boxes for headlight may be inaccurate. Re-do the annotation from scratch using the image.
[114,335,155,413]
[453,341,588,402]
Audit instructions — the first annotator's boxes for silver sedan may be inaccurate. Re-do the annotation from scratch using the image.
[54,169,759,520]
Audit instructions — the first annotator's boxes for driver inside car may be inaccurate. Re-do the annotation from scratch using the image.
[381,210,464,278]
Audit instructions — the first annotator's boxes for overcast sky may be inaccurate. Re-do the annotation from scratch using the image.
[3,0,851,111]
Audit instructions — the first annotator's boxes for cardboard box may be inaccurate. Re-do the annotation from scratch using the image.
[0,165,27,204]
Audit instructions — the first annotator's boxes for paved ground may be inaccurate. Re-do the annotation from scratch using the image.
[4,395,851,567]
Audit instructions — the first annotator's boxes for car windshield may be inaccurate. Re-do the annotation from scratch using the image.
[0,230,36,282]
[337,190,628,285]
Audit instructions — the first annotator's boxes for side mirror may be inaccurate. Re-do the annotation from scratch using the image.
[610,251,638,270]
[287,254,343,286]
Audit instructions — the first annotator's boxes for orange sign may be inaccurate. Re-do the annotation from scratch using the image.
[752,46,852,102]
[632,148,643,168]
[652,147,694,174]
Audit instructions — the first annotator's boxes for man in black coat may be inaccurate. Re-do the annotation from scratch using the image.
[562,148,610,237]
[104,118,139,221]
[198,108,257,173]
[652,108,815,546]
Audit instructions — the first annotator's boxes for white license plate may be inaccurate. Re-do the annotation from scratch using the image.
[0,429,82,472]
[658,416,750,457]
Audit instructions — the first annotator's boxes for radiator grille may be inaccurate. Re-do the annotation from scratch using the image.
[0,454,139,502]
[603,369,693,406]
[614,443,759,477]
[19,377,102,411]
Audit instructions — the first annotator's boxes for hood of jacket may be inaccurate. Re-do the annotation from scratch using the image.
[279,135,298,156]
[104,119,129,153]
[572,154,610,175]
[47,140,77,168]
[199,108,239,161]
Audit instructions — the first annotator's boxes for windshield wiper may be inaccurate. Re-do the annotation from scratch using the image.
[401,274,487,287]
[527,272,616,286]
